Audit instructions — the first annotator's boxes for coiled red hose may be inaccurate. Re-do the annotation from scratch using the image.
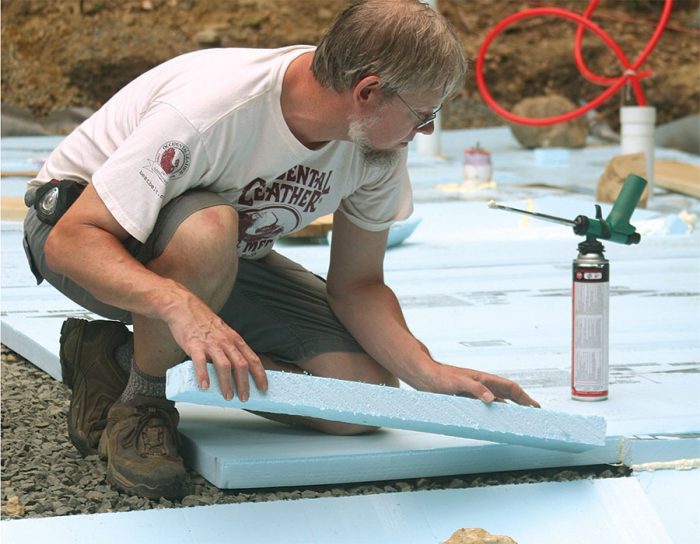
[475,0,673,126]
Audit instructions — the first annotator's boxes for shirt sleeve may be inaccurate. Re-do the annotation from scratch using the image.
[338,151,414,232]
[91,102,210,243]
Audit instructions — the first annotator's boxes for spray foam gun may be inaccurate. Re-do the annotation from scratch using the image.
[488,173,647,401]
[488,173,647,246]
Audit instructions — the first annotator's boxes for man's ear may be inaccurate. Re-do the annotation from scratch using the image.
[352,75,383,108]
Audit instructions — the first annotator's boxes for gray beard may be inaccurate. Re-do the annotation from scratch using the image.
[348,118,401,170]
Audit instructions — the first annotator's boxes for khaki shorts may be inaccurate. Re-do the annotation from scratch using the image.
[23,190,363,364]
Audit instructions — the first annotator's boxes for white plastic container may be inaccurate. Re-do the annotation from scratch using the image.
[463,147,492,186]
[620,106,656,201]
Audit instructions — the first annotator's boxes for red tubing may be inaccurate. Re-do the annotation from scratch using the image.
[475,0,673,126]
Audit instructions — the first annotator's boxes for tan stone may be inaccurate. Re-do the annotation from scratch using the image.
[194,28,222,47]
[4,496,26,517]
[443,527,519,544]
[596,152,648,208]
[509,95,588,149]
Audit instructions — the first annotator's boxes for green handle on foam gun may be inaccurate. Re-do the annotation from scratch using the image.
[573,174,647,245]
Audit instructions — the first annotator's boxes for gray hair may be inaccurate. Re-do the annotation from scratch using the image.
[312,0,468,99]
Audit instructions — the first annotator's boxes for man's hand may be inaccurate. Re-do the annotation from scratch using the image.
[165,289,268,402]
[428,363,540,408]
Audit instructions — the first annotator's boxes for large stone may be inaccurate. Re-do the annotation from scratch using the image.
[596,152,648,208]
[443,527,519,544]
[194,27,223,47]
[656,114,700,155]
[509,95,589,149]
[41,107,95,134]
[1,103,49,136]
[1,103,94,136]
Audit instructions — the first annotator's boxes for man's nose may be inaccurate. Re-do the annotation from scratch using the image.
[417,121,435,135]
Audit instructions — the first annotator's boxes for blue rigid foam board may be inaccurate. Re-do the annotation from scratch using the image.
[1,317,62,381]
[0,478,672,544]
[634,468,700,544]
[622,435,700,466]
[175,404,620,489]
[167,362,607,452]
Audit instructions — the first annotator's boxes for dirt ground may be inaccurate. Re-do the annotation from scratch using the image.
[1,0,699,131]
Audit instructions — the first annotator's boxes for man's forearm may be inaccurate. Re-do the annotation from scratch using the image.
[327,282,441,390]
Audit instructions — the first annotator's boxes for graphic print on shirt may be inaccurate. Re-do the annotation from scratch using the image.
[236,164,333,257]
[139,141,192,199]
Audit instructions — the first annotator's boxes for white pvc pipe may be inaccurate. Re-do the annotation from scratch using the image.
[620,106,656,201]
[416,111,441,156]
[416,0,441,157]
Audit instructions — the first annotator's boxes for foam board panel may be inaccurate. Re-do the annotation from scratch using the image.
[176,404,621,489]
[622,435,700,466]
[634,468,700,544]
[0,478,672,544]
[1,316,63,380]
[167,362,606,452]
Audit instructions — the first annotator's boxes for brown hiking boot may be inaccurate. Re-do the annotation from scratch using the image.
[59,318,131,456]
[98,395,189,499]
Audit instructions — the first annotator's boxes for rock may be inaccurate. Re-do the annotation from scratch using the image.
[553,470,581,482]
[5,496,27,517]
[443,528,519,544]
[1,103,49,136]
[2,486,17,497]
[41,107,94,135]
[509,95,588,149]
[1,103,93,136]
[85,490,103,501]
[655,114,700,155]
[180,495,201,506]
[596,152,648,208]
[194,28,222,48]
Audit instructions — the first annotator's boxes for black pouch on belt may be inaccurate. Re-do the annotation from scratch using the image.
[31,179,85,226]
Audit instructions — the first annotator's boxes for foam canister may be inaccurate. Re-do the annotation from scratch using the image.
[572,241,609,401]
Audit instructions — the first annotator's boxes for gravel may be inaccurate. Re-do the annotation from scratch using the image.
[1,344,630,519]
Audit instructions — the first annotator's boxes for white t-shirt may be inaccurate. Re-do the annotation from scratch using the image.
[31,46,413,259]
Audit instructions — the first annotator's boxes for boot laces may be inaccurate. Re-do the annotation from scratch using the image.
[121,405,180,457]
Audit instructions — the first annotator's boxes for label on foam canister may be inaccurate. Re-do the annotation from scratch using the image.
[572,266,609,399]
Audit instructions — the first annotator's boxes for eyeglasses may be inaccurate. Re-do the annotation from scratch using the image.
[396,93,442,130]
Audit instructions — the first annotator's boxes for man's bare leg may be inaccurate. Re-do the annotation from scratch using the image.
[252,352,399,435]
[131,205,240,379]
[100,204,240,499]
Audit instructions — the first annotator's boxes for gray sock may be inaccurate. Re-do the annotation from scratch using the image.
[119,359,166,402]
[113,339,133,374]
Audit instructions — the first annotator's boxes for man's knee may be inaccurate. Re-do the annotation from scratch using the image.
[148,204,239,300]
[255,352,399,436]
[302,351,399,389]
